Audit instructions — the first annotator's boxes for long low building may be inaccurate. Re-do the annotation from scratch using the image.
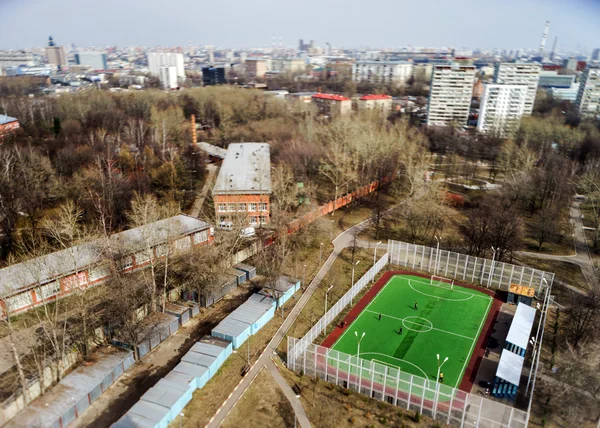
[0,215,213,316]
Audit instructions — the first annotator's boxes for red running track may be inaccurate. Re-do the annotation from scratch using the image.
[320,270,502,393]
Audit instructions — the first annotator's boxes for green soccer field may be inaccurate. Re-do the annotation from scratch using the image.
[330,274,492,389]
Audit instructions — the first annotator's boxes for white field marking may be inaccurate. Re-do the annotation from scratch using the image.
[456,295,493,388]
[402,316,433,333]
[364,310,476,341]
[408,276,490,300]
[409,280,474,302]
[332,276,396,348]
[361,352,433,388]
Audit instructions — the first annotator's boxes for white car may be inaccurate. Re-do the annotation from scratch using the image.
[239,227,256,238]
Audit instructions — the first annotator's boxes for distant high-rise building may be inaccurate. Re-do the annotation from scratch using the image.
[352,61,413,86]
[426,64,476,127]
[75,51,108,70]
[202,67,226,86]
[245,58,268,78]
[298,39,304,52]
[147,52,185,78]
[563,57,578,73]
[159,66,178,89]
[575,66,600,118]
[477,84,528,137]
[45,35,67,67]
[592,48,600,62]
[494,62,541,116]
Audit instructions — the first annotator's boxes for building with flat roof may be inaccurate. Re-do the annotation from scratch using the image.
[245,58,269,78]
[159,66,178,89]
[212,143,271,227]
[312,93,352,117]
[494,62,541,116]
[45,36,67,67]
[358,94,392,114]
[271,58,305,73]
[147,52,185,78]
[352,60,413,86]
[75,51,108,70]
[202,66,226,85]
[576,66,600,118]
[548,84,579,101]
[538,71,575,88]
[427,64,476,126]
[477,84,528,137]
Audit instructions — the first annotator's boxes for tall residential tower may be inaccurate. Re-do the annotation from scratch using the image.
[477,84,528,137]
[426,64,476,126]
[494,63,541,116]
[575,66,600,118]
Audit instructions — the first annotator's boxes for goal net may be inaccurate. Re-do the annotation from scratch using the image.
[430,275,454,290]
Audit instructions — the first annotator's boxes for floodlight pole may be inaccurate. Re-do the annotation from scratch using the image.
[351,260,360,305]
[324,285,334,316]
[320,243,324,265]
[526,277,550,396]
[302,264,307,290]
[488,247,499,287]
[434,354,449,417]
[374,241,382,267]
[355,331,366,358]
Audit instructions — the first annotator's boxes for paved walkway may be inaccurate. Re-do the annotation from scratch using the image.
[208,199,411,427]
[518,199,598,289]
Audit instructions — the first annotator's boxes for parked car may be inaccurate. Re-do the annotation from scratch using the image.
[239,227,256,238]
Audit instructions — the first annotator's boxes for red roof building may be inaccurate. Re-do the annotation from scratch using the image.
[312,93,352,116]
[358,94,392,114]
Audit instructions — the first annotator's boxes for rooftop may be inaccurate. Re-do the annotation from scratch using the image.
[0,115,18,125]
[0,215,210,298]
[212,143,271,195]
[312,93,350,101]
[505,303,536,350]
[360,94,392,101]
[496,348,525,386]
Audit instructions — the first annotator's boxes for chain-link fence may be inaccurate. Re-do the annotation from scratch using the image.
[387,240,554,293]
[288,338,528,428]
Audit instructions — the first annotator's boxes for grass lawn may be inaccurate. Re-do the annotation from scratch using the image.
[329,274,492,389]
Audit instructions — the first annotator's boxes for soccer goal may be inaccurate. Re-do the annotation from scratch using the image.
[430,275,454,290]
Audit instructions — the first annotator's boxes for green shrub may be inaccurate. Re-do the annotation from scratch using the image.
[414,411,420,423]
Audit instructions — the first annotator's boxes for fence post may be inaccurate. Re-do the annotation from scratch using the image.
[407,375,413,410]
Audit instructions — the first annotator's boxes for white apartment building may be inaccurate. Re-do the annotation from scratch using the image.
[352,61,413,86]
[576,66,600,118]
[493,62,541,116]
[548,84,580,102]
[426,64,476,126]
[271,58,305,73]
[147,52,185,78]
[159,66,178,89]
[477,84,528,137]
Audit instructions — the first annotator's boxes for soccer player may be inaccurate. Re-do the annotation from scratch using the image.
[378,313,382,321]
[414,301,418,311]
[398,327,403,335]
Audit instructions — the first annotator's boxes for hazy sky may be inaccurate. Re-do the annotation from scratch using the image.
[0,0,599,51]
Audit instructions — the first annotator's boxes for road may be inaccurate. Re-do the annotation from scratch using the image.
[206,201,407,428]
[518,199,598,289]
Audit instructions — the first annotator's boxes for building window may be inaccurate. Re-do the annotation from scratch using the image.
[35,281,61,301]
[61,272,88,290]
[175,237,191,251]
[156,243,169,257]
[120,256,133,270]
[193,230,208,244]
[250,216,259,225]
[218,203,227,212]
[259,203,268,212]
[260,216,268,224]
[238,203,247,212]
[249,203,257,212]
[88,265,110,282]
[227,203,237,212]
[6,292,33,311]
[135,250,152,265]
[218,216,227,223]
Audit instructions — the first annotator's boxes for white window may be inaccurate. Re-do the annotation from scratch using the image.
[35,281,61,301]
[175,237,191,251]
[249,203,257,212]
[238,203,247,212]
[227,203,237,212]
[6,292,33,311]
[62,272,88,290]
[218,203,227,212]
[135,250,152,265]
[156,243,169,257]
[88,265,110,282]
[193,230,208,244]
[259,203,268,212]
[250,216,259,225]
[260,216,268,224]
[120,256,133,270]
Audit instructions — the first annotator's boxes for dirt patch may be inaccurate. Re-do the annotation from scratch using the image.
[221,367,294,428]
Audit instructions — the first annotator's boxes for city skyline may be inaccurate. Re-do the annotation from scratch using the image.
[0,0,599,52]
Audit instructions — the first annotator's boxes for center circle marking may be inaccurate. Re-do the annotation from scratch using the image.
[402,316,433,333]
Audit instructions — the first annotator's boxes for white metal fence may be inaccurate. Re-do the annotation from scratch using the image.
[289,253,389,361]
[387,240,554,293]
[287,338,527,428]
